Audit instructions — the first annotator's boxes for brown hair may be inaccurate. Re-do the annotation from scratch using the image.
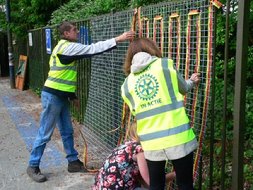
[125,119,139,142]
[58,21,76,39]
[123,38,162,75]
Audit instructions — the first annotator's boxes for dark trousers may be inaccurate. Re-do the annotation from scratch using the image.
[146,152,194,190]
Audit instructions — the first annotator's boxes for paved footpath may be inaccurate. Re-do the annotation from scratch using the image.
[0,78,95,190]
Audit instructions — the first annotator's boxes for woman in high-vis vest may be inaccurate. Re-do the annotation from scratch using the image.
[121,38,200,190]
[27,21,135,183]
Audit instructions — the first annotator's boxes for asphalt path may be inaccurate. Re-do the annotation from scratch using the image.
[0,77,95,190]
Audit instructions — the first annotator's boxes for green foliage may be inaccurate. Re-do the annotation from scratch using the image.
[0,0,170,37]
[208,0,253,188]
[131,0,166,7]
[49,0,168,26]
[0,0,70,38]
[32,87,42,97]
[49,0,129,25]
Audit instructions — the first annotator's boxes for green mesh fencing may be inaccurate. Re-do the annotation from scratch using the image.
[81,0,215,187]
[73,20,92,122]
[28,28,52,90]
[82,9,134,167]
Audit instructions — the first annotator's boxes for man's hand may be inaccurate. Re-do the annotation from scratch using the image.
[166,171,176,182]
[115,31,135,42]
[71,99,80,111]
[190,73,200,84]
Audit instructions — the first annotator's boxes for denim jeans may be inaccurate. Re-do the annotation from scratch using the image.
[29,91,78,167]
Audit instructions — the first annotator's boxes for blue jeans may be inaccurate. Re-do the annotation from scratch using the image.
[29,91,78,167]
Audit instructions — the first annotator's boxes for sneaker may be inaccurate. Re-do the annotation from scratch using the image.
[68,159,87,173]
[27,166,47,183]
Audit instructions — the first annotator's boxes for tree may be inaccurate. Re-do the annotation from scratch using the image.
[0,0,70,38]
[49,0,168,26]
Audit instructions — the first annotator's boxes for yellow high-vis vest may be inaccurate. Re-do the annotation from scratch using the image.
[44,40,77,92]
[121,58,196,151]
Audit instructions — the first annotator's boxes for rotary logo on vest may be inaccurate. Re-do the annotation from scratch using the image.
[135,73,160,103]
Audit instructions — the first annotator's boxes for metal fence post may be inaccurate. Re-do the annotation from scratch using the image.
[232,0,250,189]
[5,0,15,88]
[221,0,230,189]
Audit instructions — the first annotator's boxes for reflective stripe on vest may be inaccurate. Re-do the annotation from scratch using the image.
[47,77,77,86]
[121,58,195,151]
[50,65,76,71]
[44,40,77,92]
[122,78,135,113]
[139,123,189,141]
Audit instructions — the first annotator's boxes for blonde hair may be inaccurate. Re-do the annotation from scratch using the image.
[125,119,139,142]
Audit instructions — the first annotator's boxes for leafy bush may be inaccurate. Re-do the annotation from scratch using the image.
[49,0,168,25]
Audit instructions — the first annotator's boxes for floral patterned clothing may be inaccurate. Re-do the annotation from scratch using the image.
[93,141,143,190]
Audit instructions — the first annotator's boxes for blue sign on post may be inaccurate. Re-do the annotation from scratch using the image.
[45,29,52,54]
[79,26,90,45]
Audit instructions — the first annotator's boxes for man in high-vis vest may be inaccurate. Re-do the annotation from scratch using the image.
[27,21,135,183]
[121,38,200,190]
